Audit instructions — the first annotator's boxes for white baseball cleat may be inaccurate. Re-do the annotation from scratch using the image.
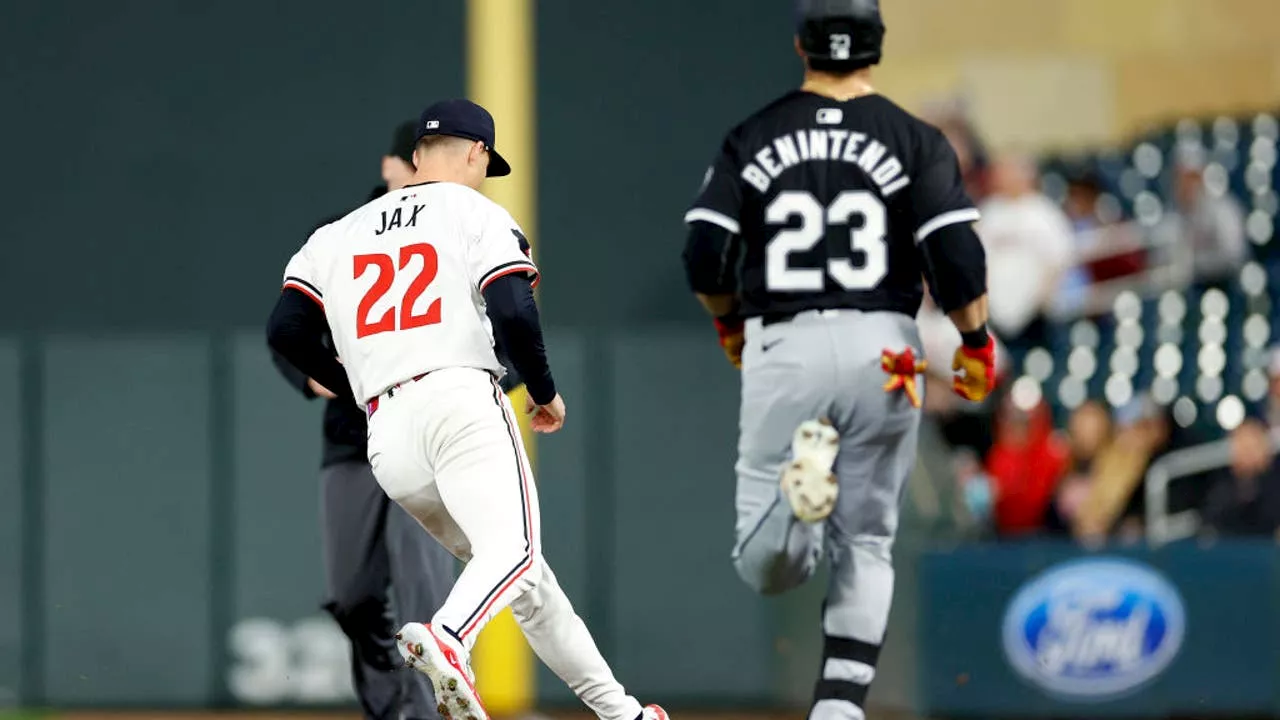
[780,418,840,523]
[641,704,670,720]
[396,622,487,720]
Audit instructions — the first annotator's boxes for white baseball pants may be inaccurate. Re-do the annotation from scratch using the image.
[365,367,642,720]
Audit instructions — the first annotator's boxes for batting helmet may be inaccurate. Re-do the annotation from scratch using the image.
[795,0,885,68]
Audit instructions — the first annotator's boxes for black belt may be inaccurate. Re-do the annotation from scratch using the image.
[760,307,910,327]
[760,312,798,327]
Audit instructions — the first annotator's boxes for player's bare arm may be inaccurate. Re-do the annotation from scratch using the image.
[524,392,566,433]
[307,377,339,399]
[694,292,736,318]
[947,293,989,333]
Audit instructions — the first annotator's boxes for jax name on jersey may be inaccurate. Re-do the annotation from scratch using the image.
[740,128,910,197]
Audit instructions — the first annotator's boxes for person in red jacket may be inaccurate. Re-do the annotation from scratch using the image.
[986,389,1070,536]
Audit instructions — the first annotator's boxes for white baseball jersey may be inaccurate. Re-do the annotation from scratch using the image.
[281,181,538,404]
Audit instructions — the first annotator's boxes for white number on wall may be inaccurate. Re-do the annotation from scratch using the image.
[228,616,355,704]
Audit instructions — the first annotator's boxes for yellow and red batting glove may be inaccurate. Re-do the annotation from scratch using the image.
[952,332,997,402]
[881,347,928,408]
[713,314,745,369]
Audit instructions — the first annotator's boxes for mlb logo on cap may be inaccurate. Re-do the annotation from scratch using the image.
[415,98,511,177]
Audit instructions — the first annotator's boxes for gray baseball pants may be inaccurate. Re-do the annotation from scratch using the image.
[732,309,922,720]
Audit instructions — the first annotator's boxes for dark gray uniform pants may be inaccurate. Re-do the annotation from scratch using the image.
[321,460,456,720]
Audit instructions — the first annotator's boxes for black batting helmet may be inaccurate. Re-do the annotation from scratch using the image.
[795,0,885,68]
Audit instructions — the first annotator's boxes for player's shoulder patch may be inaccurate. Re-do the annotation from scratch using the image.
[511,227,531,256]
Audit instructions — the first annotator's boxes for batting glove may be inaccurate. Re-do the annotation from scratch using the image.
[952,332,997,402]
[881,347,928,408]
[713,314,745,369]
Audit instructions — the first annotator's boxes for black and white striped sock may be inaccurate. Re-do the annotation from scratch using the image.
[811,634,881,718]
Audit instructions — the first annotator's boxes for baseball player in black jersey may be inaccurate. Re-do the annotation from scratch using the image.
[682,1,997,717]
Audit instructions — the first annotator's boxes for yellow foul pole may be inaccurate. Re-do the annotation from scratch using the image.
[467,0,536,713]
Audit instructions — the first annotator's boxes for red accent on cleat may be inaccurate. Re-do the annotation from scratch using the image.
[428,625,485,709]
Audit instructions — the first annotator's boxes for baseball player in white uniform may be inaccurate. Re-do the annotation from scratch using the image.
[266,99,667,720]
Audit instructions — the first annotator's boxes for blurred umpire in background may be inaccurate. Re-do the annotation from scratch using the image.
[271,121,520,720]
[683,0,994,717]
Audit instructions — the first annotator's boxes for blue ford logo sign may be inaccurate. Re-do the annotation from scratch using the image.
[1001,558,1186,700]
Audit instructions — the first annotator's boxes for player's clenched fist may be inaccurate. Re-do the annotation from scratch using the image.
[952,335,996,402]
[713,315,745,369]
[526,392,567,433]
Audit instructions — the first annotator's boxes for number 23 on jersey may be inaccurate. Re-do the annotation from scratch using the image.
[354,242,443,338]
[765,190,888,292]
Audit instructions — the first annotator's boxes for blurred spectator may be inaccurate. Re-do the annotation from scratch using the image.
[1156,146,1247,286]
[1201,420,1280,537]
[951,447,995,536]
[984,387,1070,537]
[1061,167,1148,307]
[921,95,991,203]
[1062,168,1105,235]
[1044,400,1113,535]
[1051,167,1103,317]
[1073,397,1172,543]
[977,154,1076,353]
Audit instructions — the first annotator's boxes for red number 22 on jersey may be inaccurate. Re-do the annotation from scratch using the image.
[354,243,443,338]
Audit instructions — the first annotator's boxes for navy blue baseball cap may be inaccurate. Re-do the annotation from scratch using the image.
[414,99,511,177]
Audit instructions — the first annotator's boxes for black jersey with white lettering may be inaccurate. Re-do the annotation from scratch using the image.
[685,90,979,319]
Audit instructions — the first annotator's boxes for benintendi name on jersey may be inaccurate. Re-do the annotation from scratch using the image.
[739,127,909,197]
